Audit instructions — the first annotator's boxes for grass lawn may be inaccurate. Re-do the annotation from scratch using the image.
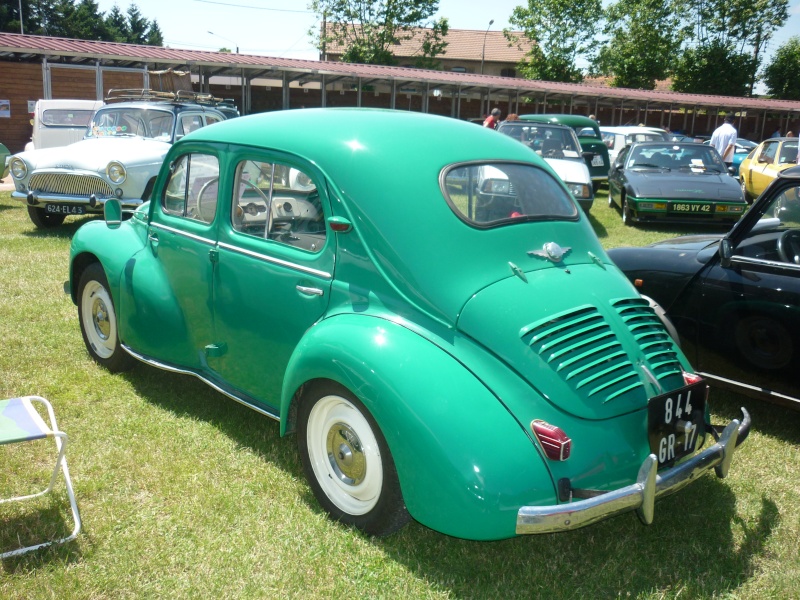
[1,189,799,599]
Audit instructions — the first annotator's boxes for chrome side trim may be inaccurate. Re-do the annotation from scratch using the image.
[516,409,750,534]
[699,372,799,406]
[149,222,216,246]
[121,344,280,421]
[218,241,332,279]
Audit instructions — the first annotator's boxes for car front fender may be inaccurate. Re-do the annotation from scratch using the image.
[281,313,555,540]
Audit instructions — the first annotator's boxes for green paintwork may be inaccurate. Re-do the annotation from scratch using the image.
[520,114,611,183]
[1,142,9,179]
[69,108,698,540]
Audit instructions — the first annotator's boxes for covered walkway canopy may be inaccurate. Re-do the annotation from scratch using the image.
[2,31,800,141]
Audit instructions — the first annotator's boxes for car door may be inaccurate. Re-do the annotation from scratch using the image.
[690,182,800,401]
[208,153,335,408]
[748,141,778,196]
[122,149,221,368]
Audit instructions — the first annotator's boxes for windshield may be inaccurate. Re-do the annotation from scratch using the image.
[626,144,726,172]
[497,123,583,159]
[443,162,578,227]
[88,107,175,141]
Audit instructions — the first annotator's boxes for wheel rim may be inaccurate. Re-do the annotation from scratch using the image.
[735,316,793,369]
[306,395,383,515]
[81,280,118,359]
[622,198,630,224]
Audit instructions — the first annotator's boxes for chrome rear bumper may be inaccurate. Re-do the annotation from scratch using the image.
[516,408,750,534]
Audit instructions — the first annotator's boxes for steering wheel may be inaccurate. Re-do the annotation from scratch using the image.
[776,229,800,264]
[195,177,270,224]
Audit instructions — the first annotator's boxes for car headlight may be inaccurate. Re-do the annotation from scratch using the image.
[107,161,127,184]
[567,183,591,199]
[9,157,27,180]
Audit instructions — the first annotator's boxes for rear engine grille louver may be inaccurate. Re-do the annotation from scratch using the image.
[522,298,683,405]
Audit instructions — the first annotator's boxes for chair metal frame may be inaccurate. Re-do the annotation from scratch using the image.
[1,395,81,559]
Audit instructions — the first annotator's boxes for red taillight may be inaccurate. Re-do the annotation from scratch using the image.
[682,372,703,386]
[531,419,572,461]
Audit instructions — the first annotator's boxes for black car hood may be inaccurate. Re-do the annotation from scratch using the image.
[626,169,743,201]
[607,235,723,310]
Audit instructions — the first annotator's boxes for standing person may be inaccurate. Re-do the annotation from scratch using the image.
[483,108,501,129]
[771,127,782,138]
[710,115,737,169]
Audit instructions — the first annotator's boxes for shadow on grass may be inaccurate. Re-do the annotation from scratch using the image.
[20,215,99,240]
[115,362,781,598]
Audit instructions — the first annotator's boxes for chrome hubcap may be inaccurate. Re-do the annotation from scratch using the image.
[327,423,366,486]
[92,296,111,341]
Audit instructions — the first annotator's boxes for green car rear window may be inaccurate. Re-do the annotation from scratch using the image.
[442,163,578,227]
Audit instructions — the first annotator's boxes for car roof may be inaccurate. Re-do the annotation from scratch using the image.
[518,114,599,128]
[181,108,603,324]
[600,126,665,134]
[498,121,571,130]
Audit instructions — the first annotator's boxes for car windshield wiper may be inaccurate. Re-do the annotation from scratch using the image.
[631,163,669,170]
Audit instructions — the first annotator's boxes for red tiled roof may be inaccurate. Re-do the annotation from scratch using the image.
[323,26,533,62]
[2,32,800,113]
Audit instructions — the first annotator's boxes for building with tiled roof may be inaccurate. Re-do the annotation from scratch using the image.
[322,26,533,77]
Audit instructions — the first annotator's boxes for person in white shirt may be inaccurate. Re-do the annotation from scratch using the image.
[710,116,737,168]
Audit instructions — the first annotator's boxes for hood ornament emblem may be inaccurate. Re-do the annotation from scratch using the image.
[528,242,571,263]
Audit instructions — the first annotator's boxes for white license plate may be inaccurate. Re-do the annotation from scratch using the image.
[591,155,604,167]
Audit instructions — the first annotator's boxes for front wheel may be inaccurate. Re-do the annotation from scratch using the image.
[740,177,753,204]
[27,206,66,228]
[77,263,134,372]
[622,196,633,226]
[297,381,409,536]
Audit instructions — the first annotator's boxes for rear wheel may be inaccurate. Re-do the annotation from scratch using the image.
[298,381,409,536]
[734,315,793,370]
[27,206,66,228]
[77,263,134,372]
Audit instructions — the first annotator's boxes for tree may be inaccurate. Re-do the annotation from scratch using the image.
[507,0,602,83]
[1,1,163,46]
[762,37,800,100]
[671,41,755,96]
[671,0,788,95]
[592,0,682,90]
[310,0,449,67]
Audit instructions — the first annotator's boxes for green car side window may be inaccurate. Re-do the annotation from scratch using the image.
[231,159,326,253]
[162,153,220,224]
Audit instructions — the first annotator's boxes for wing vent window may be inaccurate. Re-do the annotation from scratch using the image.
[162,153,220,224]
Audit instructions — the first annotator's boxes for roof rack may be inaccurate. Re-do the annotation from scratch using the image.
[104,88,226,105]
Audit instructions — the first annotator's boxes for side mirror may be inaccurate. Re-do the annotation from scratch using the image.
[104,199,122,229]
[727,165,736,175]
[719,238,733,268]
[757,155,770,164]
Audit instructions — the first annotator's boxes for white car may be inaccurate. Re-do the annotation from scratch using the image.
[496,121,594,211]
[8,91,229,228]
[25,99,104,151]
[600,126,670,165]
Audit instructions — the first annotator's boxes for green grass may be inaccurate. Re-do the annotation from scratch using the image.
[1,190,799,598]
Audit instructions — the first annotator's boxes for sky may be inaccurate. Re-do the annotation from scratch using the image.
[96,0,800,74]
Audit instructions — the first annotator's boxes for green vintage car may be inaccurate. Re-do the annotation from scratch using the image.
[519,114,611,191]
[67,108,749,541]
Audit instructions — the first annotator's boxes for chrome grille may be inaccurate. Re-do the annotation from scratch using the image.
[29,173,113,198]
[522,305,644,404]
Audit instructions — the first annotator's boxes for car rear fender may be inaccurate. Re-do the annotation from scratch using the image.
[279,313,557,540]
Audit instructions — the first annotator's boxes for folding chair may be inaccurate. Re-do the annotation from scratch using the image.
[0,395,81,559]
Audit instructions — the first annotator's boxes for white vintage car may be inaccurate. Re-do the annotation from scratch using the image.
[496,121,594,212]
[8,91,230,228]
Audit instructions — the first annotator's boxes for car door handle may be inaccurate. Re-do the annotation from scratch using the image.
[296,285,323,297]
[148,231,159,246]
